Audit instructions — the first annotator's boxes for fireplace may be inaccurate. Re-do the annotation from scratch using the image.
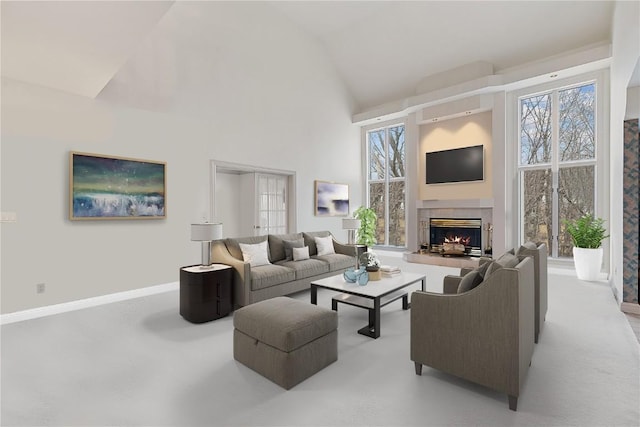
[429,218,482,257]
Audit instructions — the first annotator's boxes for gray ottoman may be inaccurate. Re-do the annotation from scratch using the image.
[233,296,338,389]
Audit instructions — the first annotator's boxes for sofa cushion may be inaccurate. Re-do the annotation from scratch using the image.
[313,253,354,272]
[250,264,296,291]
[283,238,305,261]
[315,235,335,256]
[277,258,329,279]
[486,252,520,277]
[302,231,331,256]
[226,236,268,261]
[293,246,310,261]
[240,241,271,268]
[268,233,304,262]
[457,270,483,293]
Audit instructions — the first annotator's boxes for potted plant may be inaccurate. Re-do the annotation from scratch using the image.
[359,251,381,280]
[564,214,609,281]
[353,206,377,247]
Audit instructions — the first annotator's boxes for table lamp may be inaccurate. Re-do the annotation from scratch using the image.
[342,217,361,269]
[342,218,361,245]
[191,222,223,267]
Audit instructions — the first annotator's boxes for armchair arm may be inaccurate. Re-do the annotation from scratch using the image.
[210,240,252,307]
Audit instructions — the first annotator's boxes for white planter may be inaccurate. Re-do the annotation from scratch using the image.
[573,247,603,281]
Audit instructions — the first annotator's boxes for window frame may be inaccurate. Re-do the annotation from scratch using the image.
[509,70,609,263]
[364,120,407,248]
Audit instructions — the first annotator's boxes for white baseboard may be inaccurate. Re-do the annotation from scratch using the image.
[0,281,178,325]
[621,302,640,315]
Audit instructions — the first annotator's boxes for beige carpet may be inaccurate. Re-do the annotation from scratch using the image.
[1,261,639,426]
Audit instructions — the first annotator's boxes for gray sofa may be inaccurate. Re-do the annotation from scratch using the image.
[210,231,355,307]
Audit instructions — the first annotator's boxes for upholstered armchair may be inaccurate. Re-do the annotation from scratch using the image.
[410,256,535,411]
[443,242,548,343]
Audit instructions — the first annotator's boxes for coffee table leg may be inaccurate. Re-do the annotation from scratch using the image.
[311,285,317,305]
[358,297,381,339]
[403,294,409,310]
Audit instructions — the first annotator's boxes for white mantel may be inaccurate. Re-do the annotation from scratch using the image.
[417,199,494,209]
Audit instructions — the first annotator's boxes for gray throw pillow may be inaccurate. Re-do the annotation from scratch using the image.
[457,270,483,293]
[517,241,537,253]
[486,252,519,277]
[475,260,492,278]
[283,238,304,261]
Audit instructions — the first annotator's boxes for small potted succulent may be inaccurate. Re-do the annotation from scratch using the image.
[359,251,381,280]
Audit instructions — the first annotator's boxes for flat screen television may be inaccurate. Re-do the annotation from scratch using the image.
[425,145,484,184]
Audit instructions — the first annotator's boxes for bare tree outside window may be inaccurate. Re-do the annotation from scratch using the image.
[367,124,406,247]
[519,83,596,258]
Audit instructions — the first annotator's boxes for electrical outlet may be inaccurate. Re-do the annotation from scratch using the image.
[36,283,45,294]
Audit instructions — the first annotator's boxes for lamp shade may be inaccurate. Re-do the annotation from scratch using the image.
[191,223,223,241]
[342,218,361,230]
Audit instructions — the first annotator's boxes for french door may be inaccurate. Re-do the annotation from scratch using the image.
[255,173,288,236]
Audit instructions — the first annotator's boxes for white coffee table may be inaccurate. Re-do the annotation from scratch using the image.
[310,272,426,339]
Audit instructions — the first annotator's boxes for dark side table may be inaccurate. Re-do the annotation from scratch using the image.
[180,264,233,323]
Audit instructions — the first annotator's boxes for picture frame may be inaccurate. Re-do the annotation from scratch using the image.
[314,180,349,217]
[69,151,166,220]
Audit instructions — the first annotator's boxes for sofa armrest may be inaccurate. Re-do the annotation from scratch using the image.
[443,275,462,294]
[333,239,357,257]
[210,240,252,307]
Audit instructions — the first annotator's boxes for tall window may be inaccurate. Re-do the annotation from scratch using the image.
[367,124,406,247]
[518,82,596,257]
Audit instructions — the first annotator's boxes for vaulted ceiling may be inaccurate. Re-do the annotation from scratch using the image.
[1,1,629,114]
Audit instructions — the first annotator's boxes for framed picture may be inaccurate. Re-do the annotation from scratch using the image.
[314,180,349,216]
[69,152,166,220]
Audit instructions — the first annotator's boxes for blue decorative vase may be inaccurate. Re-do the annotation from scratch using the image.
[357,270,369,286]
[343,267,369,285]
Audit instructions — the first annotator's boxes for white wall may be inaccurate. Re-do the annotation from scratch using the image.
[0,2,360,314]
[609,0,640,304]
[627,85,640,120]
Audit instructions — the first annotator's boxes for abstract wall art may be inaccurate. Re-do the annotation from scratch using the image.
[70,152,166,220]
[314,180,349,216]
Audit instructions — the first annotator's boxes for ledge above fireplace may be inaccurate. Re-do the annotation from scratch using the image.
[418,198,493,209]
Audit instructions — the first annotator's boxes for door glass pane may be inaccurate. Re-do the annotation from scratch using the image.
[520,93,552,165]
[522,169,552,249]
[256,174,287,235]
[559,84,595,161]
[368,130,385,180]
[558,165,595,257]
[369,182,385,245]
[388,125,405,178]
[388,180,405,246]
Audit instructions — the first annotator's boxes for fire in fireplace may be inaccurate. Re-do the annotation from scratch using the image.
[429,218,482,257]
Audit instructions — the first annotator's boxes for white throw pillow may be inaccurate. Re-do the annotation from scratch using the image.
[239,241,271,267]
[293,246,310,261]
[314,235,335,256]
